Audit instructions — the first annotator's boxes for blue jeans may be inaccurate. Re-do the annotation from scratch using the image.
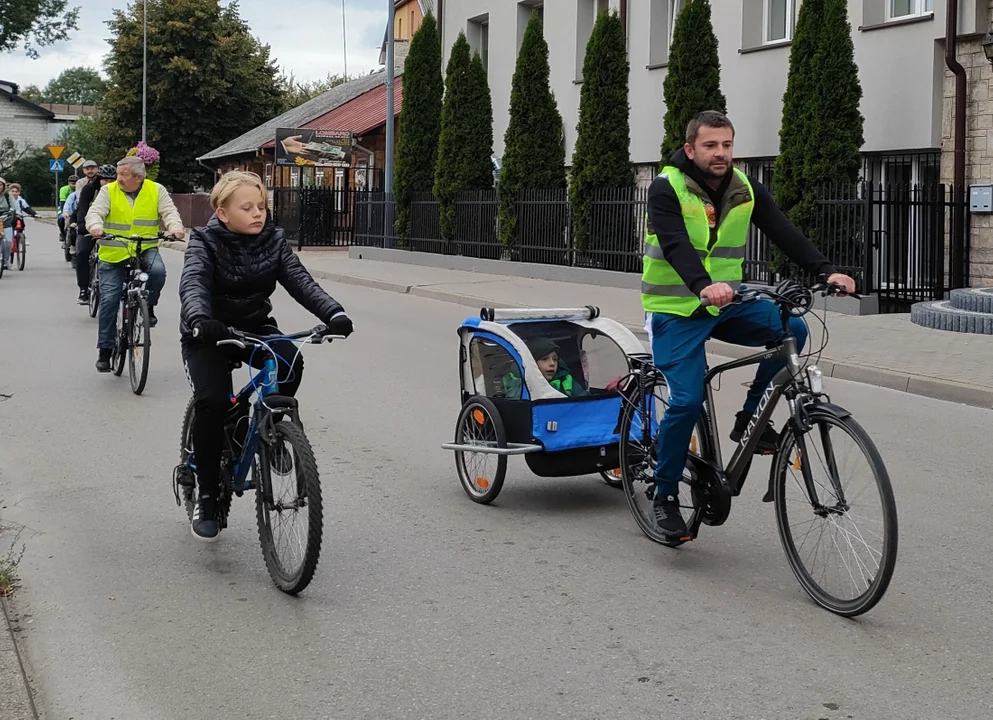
[648,299,808,497]
[97,249,166,349]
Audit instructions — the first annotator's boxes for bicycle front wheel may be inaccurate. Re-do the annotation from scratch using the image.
[773,409,898,617]
[128,295,151,394]
[254,420,323,595]
[15,234,25,271]
[112,299,127,377]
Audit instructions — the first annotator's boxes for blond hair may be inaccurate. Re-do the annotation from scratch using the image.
[210,171,268,211]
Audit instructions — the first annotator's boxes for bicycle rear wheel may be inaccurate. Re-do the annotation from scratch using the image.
[618,374,710,547]
[128,295,151,394]
[254,420,323,595]
[15,233,25,271]
[773,409,898,617]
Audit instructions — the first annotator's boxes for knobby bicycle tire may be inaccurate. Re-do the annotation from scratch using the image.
[179,396,197,523]
[254,420,324,595]
[772,410,898,617]
[128,295,151,395]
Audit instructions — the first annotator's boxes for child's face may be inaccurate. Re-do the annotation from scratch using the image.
[536,351,558,381]
[9,188,19,199]
[217,185,267,235]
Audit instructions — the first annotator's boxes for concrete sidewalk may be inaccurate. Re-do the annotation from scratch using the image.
[160,242,993,409]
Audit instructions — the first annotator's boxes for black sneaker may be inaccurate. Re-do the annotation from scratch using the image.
[148,309,158,328]
[190,495,220,542]
[653,494,688,538]
[95,348,112,372]
[78,289,89,304]
[729,410,779,454]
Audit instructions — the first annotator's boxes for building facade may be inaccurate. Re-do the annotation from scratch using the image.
[439,0,993,286]
[0,81,93,150]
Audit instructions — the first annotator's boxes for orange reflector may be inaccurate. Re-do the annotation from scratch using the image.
[472,409,486,425]
[793,452,801,470]
[690,436,698,453]
[476,477,490,489]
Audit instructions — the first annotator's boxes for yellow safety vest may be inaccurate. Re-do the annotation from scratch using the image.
[98,180,161,264]
[641,166,754,317]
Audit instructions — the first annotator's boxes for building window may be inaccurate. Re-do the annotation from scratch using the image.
[264,162,273,187]
[597,0,609,14]
[888,0,932,18]
[517,2,544,52]
[764,0,793,43]
[649,0,685,66]
[468,14,490,73]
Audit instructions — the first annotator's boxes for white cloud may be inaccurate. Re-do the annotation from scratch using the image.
[0,0,387,89]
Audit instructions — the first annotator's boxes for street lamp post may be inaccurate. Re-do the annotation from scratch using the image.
[141,0,148,143]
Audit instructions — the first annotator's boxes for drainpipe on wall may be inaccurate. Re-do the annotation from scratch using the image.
[945,0,967,289]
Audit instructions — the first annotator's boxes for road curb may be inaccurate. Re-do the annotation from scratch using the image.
[1,596,39,720]
[160,243,993,410]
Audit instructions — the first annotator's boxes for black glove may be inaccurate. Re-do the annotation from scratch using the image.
[325,311,353,338]
[193,319,230,344]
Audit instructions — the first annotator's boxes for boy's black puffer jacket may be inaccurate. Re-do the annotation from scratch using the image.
[179,213,344,339]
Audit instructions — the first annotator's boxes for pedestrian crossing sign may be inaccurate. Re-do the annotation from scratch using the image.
[49,159,65,172]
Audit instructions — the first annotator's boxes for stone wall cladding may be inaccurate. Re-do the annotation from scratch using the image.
[942,0,993,287]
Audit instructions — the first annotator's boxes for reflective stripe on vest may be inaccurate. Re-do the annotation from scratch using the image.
[641,166,754,318]
[97,181,161,264]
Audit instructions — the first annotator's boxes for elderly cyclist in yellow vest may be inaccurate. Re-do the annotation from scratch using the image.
[643,111,855,539]
[86,155,185,373]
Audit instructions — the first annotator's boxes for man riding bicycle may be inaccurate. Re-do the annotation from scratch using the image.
[86,156,185,372]
[643,110,855,539]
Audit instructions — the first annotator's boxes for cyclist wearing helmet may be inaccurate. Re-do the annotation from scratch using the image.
[74,164,115,304]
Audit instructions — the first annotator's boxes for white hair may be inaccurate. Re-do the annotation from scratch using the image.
[116,155,147,178]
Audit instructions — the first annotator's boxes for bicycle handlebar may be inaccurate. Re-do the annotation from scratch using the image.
[698,280,860,309]
[194,324,344,348]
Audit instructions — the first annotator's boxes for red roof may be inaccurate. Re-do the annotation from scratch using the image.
[262,77,403,149]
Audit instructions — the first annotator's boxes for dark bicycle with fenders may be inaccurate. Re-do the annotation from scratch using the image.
[173,325,342,595]
[617,279,898,617]
[101,232,168,395]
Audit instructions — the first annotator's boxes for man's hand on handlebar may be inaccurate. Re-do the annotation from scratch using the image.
[699,282,736,309]
[192,319,230,344]
[827,273,856,296]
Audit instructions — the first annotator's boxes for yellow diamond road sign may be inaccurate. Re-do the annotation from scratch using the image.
[47,145,65,160]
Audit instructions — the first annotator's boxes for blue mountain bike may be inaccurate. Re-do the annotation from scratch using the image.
[173,325,341,594]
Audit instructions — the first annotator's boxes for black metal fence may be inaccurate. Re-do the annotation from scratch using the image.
[355,182,969,313]
[272,168,384,248]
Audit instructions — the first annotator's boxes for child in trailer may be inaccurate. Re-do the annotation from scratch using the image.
[502,337,589,400]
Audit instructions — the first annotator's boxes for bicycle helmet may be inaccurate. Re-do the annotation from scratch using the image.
[68,175,79,183]
[96,164,117,180]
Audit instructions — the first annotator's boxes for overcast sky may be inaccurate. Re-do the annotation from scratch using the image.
[0,0,386,89]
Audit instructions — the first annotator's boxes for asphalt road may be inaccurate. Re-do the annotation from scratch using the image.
[1,224,992,719]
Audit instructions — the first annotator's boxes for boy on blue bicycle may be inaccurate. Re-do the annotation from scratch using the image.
[178,171,353,541]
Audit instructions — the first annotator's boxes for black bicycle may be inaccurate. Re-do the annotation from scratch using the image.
[617,280,898,617]
[105,233,167,395]
[173,326,341,594]
[87,242,100,318]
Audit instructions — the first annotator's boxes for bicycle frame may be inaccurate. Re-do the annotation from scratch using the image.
[699,336,802,495]
[226,355,280,495]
